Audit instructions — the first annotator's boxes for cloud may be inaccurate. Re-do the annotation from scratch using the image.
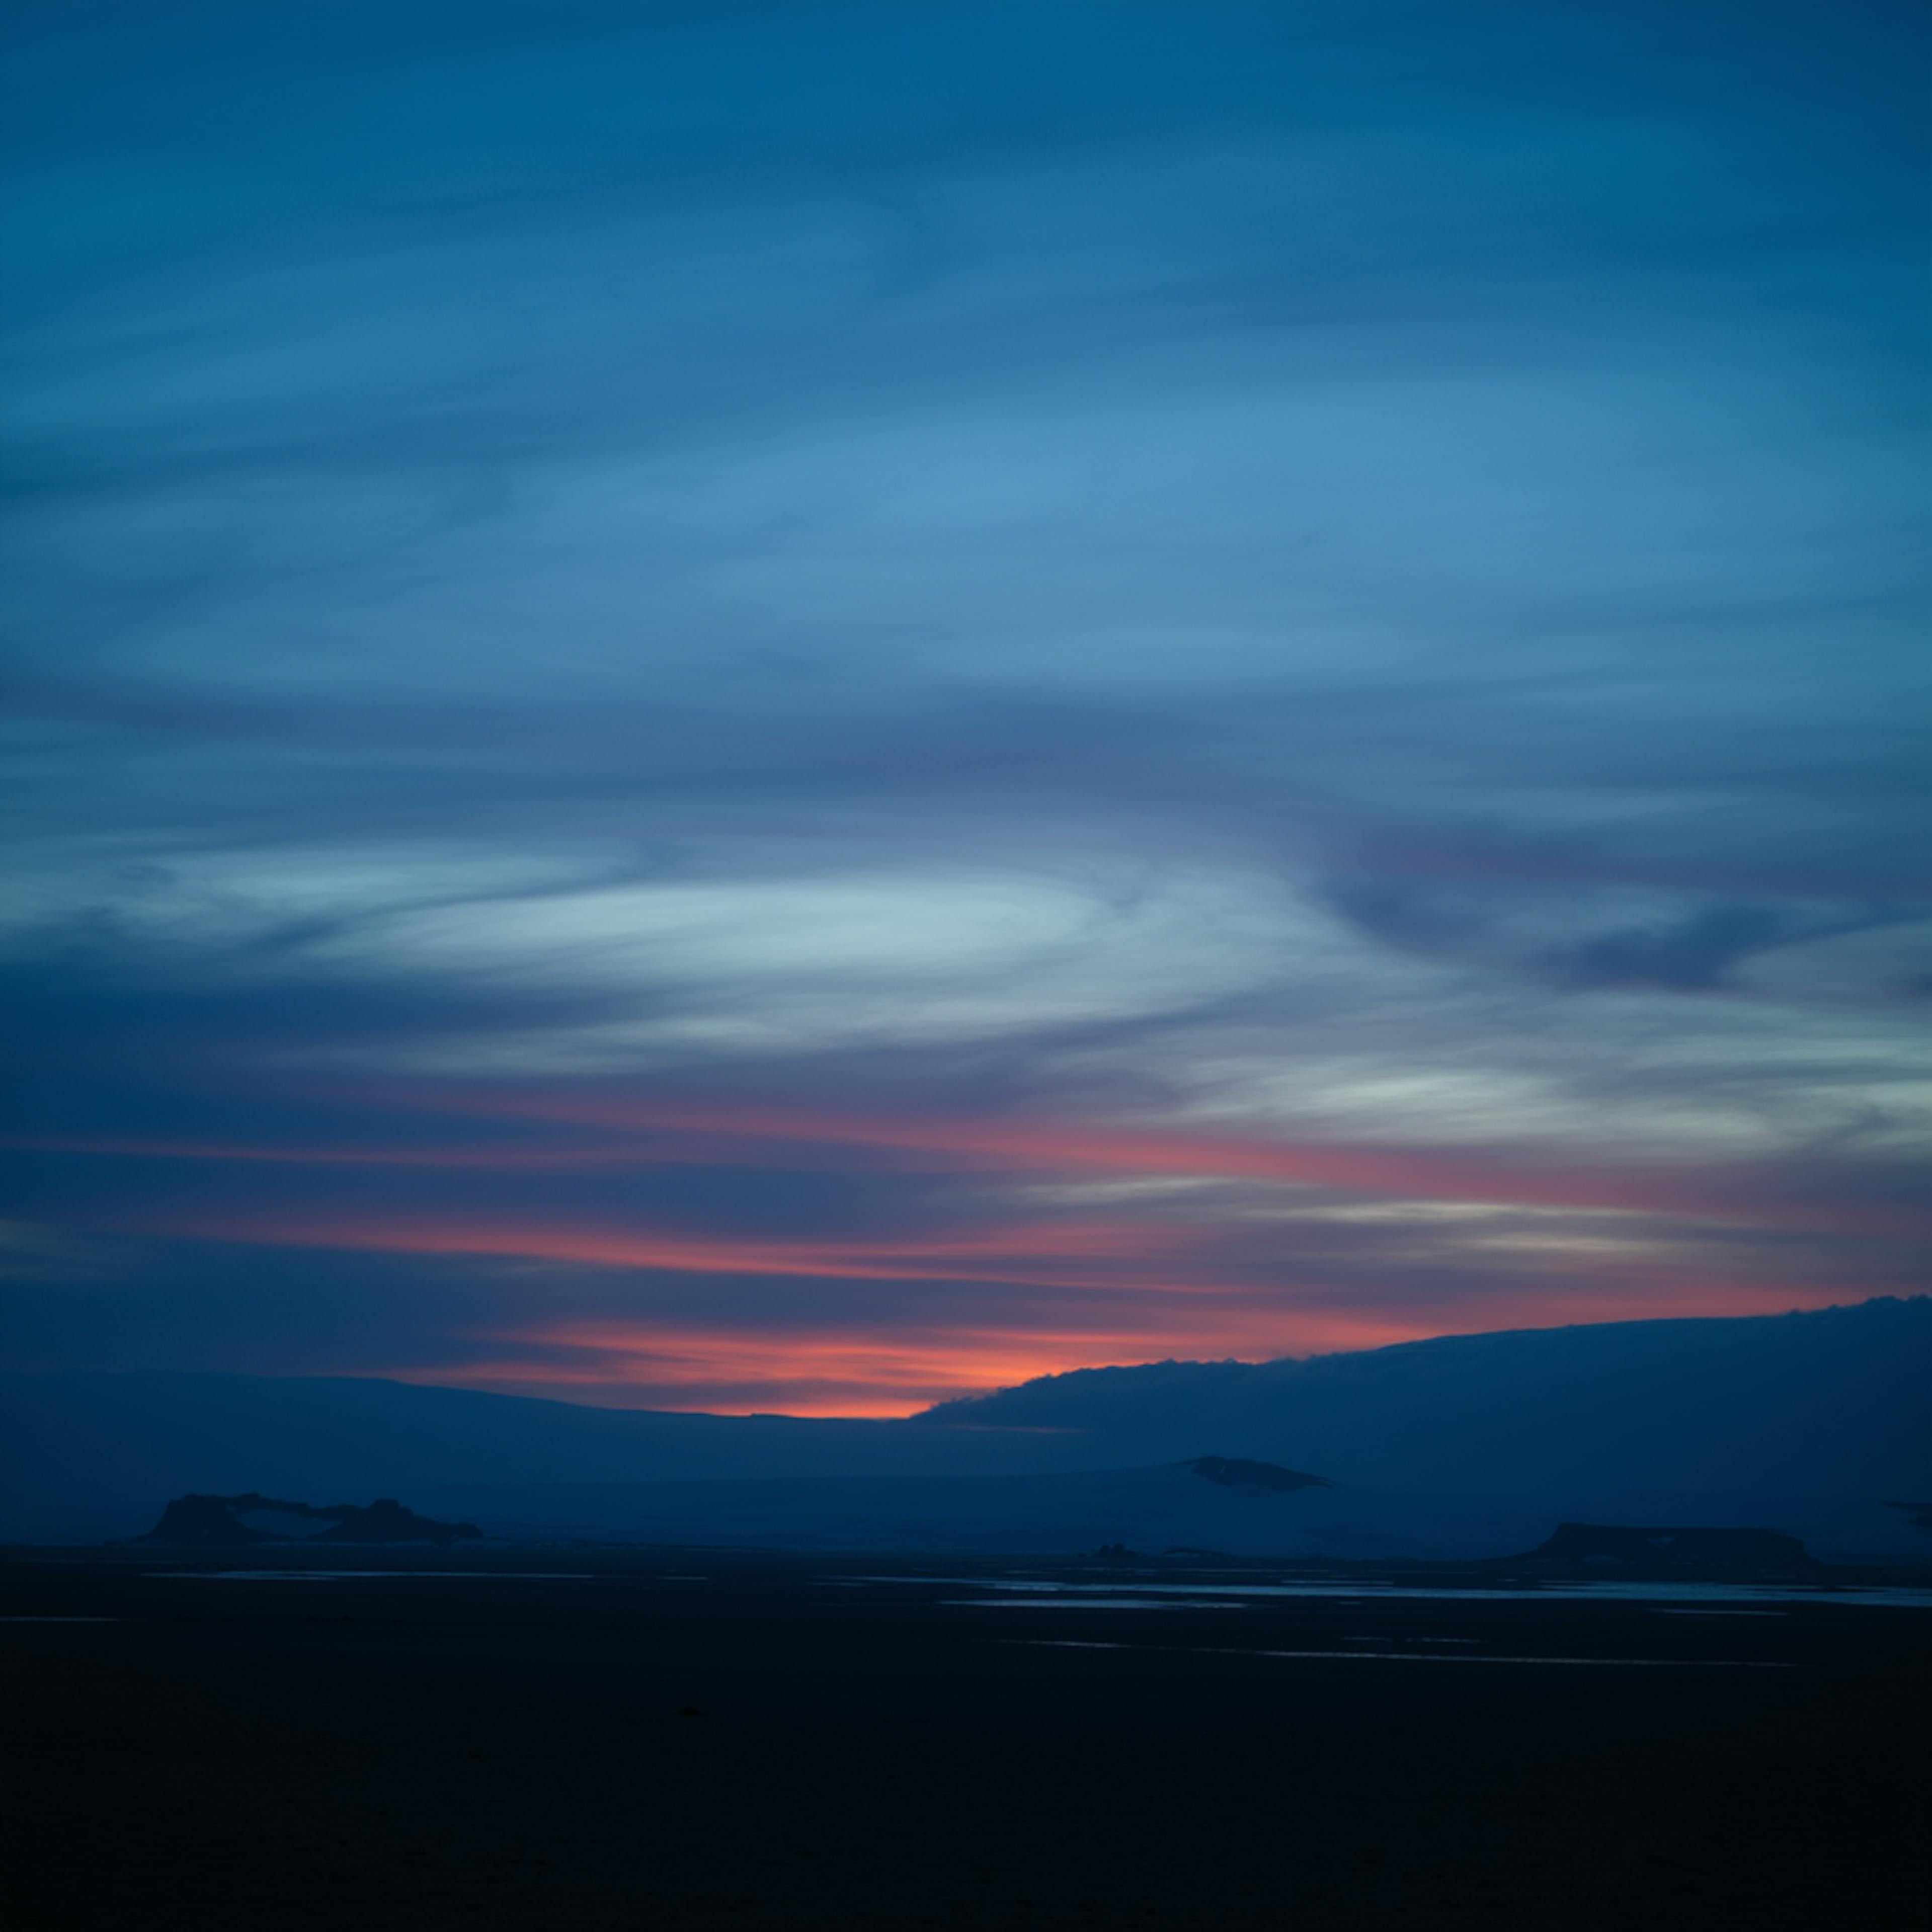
[2,0,1925,1407]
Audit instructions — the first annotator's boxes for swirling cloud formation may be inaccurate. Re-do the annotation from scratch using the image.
[3,2,1926,1411]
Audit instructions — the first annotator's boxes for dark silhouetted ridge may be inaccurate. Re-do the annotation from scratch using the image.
[912,1298,1932,1497]
[1186,1456,1331,1490]
[8,1299,1927,1550]
[140,1492,480,1546]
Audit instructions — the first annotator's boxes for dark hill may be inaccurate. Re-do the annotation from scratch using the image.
[1186,1457,1331,1491]
[140,1494,262,1546]
[916,1297,1932,1496]
[141,1493,479,1546]
[1515,1521,1818,1575]
[5,1298,1926,1543]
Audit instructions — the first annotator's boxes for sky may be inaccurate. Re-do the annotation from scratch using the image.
[2,1,1927,1415]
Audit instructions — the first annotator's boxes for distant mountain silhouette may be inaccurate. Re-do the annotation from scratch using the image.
[4,1298,1926,1556]
[918,1297,1932,1497]
[141,1492,480,1546]
[1186,1457,1331,1491]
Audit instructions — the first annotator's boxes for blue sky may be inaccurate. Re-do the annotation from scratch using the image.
[3,1,1926,1411]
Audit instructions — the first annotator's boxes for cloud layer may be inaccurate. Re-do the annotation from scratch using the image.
[3,1,1926,1409]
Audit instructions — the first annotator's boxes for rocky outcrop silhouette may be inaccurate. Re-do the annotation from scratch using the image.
[1185,1456,1332,1491]
[140,1492,480,1546]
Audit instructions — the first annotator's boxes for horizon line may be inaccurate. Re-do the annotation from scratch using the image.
[6,1294,1917,1422]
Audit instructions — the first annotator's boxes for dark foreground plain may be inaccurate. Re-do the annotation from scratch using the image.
[2,1548,1926,1931]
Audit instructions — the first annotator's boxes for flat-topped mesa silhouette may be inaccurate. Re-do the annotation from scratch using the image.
[1510,1521,1818,1576]
[1185,1456,1332,1491]
[140,1492,480,1546]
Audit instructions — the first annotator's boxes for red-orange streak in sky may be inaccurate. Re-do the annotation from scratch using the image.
[372,1317,1413,1415]
[62,1106,1915,1244]
[369,1274,1863,1418]
[501,1325,1110,1387]
[154,1213,1212,1294]
[369,1089,1919,1236]
[0,1135,664,1171]
[510,1277,1844,1385]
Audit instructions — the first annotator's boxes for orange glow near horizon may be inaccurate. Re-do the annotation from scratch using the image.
[132,1196,1870,1414]
[355,1274,1864,1418]
[73,1090,1911,1418]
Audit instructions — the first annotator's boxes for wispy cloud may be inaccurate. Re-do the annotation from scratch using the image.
[2,1,1925,1408]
